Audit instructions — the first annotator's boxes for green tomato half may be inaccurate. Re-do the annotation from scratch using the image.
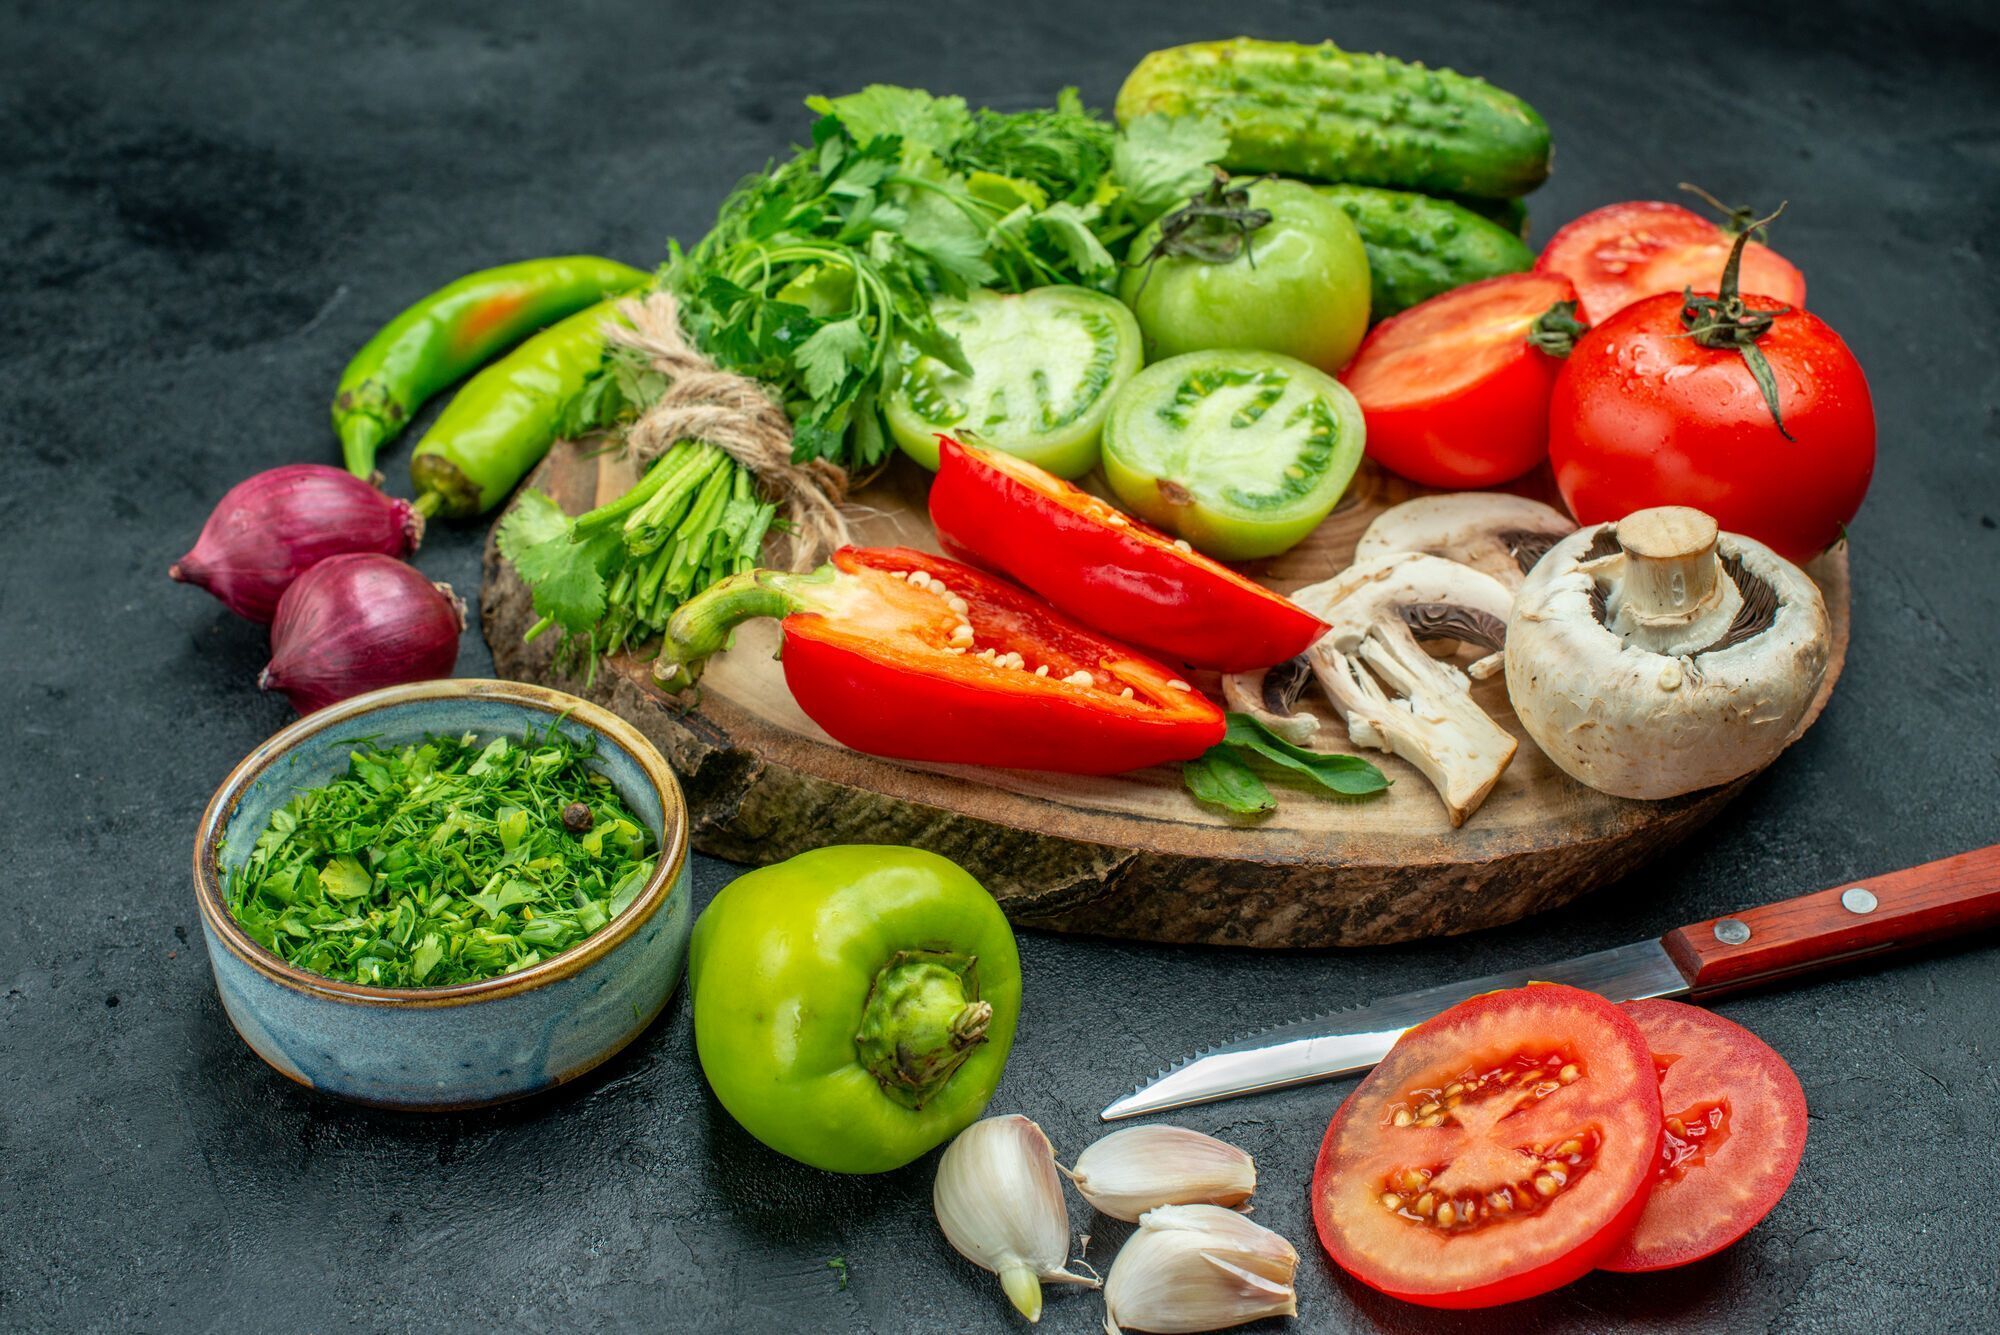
[887,286,1142,479]
[1119,178,1372,374]
[1101,349,1366,560]
[689,845,1021,1175]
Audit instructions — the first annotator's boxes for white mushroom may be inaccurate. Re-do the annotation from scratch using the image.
[1354,493,1577,590]
[1292,553,1519,826]
[1222,654,1320,744]
[1505,506,1830,800]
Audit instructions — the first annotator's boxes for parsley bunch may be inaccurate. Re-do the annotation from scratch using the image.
[659,84,1226,468]
[500,85,1224,677]
[226,729,657,988]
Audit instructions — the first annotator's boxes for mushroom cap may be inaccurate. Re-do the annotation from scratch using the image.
[1354,493,1576,589]
[1505,522,1830,800]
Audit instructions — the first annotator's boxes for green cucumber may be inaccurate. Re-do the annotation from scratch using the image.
[1450,193,1531,240]
[1315,185,1534,318]
[1117,38,1551,200]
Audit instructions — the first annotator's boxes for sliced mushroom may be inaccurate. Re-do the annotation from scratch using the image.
[1505,506,1830,800]
[1292,553,1519,826]
[1222,654,1320,744]
[1354,493,1577,589]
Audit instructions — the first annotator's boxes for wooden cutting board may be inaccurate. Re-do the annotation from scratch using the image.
[482,442,1848,948]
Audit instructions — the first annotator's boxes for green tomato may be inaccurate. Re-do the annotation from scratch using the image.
[689,845,1021,1175]
[1120,178,1371,374]
[1101,349,1366,560]
[887,286,1141,479]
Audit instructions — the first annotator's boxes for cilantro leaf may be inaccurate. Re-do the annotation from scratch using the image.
[805,86,972,162]
[1030,202,1117,287]
[1114,112,1230,221]
[795,317,870,402]
[497,490,616,633]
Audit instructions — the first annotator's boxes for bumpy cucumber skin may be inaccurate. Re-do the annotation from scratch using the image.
[1451,192,1531,239]
[1117,38,1551,200]
[1316,185,1534,318]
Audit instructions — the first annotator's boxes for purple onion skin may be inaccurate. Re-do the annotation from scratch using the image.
[171,464,424,622]
[260,553,465,713]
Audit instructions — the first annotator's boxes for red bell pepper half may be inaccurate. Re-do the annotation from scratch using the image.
[927,436,1329,672]
[652,545,1226,775]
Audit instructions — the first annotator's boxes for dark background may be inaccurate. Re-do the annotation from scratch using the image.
[4,0,1997,1329]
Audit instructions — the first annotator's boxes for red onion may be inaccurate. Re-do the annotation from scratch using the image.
[171,465,424,622]
[260,554,465,713]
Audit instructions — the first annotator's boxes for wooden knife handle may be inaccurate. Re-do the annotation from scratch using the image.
[1664,843,2000,996]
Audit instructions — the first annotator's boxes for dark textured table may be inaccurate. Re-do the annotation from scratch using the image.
[4,1,1997,1330]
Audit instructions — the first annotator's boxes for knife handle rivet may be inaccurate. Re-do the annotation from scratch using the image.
[1713,918,1752,945]
[1840,886,1878,914]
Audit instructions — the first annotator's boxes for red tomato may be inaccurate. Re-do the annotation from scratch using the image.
[928,436,1328,672]
[1536,201,1807,325]
[1600,1000,1808,1272]
[1340,273,1575,489]
[1549,291,1875,562]
[1312,985,1662,1309]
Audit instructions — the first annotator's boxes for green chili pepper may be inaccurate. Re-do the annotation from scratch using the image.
[409,298,626,517]
[332,256,646,479]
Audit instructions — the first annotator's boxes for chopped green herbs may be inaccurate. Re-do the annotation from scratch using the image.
[226,727,657,988]
[1183,712,1390,815]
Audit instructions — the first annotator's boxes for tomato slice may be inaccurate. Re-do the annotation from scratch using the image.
[1100,349,1366,561]
[928,436,1328,672]
[1535,201,1807,325]
[778,547,1225,774]
[1312,984,1661,1308]
[1599,1000,1808,1272]
[886,286,1142,479]
[1340,272,1574,488]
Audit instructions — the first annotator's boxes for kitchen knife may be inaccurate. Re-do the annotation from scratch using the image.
[1103,842,2000,1121]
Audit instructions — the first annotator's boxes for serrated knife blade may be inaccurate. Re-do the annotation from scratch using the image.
[1103,844,2000,1121]
[1102,940,1691,1121]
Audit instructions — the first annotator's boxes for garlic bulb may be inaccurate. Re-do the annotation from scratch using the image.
[934,1114,1100,1322]
[1066,1125,1257,1222]
[1102,1205,1298,1335]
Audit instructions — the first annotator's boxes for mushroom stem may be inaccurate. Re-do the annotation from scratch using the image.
[1588,508,1744,657]
[1613,508,1724,626]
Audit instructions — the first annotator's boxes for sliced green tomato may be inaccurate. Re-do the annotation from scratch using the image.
[1101,350,1365,560]
[887,286,1142,479]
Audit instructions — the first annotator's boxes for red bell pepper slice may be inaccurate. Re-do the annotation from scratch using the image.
[653,545,1225,775]
[927,436,1329,672]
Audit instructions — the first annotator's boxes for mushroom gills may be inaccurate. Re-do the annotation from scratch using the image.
[1292,553,1519,827]
[1223,654,1320,745]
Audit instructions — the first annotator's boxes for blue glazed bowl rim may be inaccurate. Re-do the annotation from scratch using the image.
[193,678,689,1008]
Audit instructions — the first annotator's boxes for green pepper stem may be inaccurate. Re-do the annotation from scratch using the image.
[339,417,387,480]
[651,562,836,693]
[411,490,443,518]
[853,948,991,1112]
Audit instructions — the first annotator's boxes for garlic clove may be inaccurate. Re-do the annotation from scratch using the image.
[1102,1204,1298,1335]
[934,1114,1101,1322]
[1065,1125,1257,1223]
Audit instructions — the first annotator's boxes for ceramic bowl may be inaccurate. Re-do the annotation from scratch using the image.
[193,678,692,1109]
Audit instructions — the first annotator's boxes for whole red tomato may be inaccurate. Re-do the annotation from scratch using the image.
[1549,290,1874,562]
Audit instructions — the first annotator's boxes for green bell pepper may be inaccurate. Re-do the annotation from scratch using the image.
[689,846,1021,1174]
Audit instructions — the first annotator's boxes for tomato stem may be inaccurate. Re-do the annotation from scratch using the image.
[1527,300,1590,358]
[1677,200,1796,441]
[1129,169,1274,298]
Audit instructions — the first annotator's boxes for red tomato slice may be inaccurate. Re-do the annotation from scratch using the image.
[1599,999,1808,1272]
[1340,272,1575,489]
[1536,201,1807,325]
[1313,984,1662,1308]
[928,435,1328,672]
